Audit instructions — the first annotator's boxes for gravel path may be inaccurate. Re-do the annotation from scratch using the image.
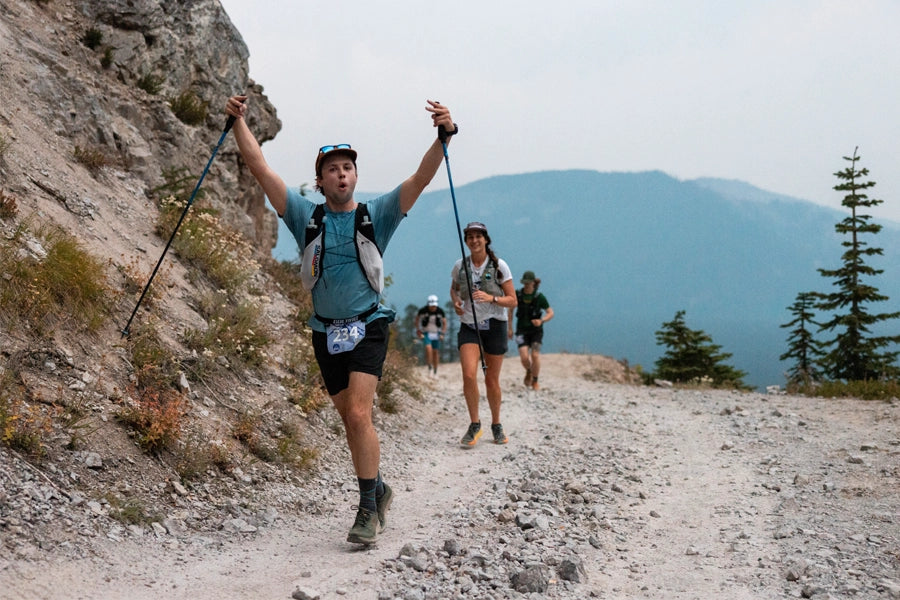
[2,354,899,599]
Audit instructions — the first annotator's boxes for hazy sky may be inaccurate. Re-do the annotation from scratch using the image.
[217,0,900,222]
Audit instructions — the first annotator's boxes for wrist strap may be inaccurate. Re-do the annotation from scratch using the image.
[438,123,459,143]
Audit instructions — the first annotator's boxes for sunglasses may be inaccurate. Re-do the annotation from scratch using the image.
[319,144,352,154]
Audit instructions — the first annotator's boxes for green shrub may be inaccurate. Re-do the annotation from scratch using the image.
[101,47,114,69]
[136,72,164,95]
[82,27,103,50]
[169,90,208,126]
[126,320,180,390]
[798,379,900,401]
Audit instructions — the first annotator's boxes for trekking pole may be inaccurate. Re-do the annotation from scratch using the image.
[121,106,242,338]
[439,124,487,374]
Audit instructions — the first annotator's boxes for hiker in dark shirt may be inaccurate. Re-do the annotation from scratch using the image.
[511,270,553,390]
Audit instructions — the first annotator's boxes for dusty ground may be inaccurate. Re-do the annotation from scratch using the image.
[2,354,899,599]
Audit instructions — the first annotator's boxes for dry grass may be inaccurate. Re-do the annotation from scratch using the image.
[74,144,110,175]
[156,196,259,294]
[0,368,52,458]
[0,222,112,336]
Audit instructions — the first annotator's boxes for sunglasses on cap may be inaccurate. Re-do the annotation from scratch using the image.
[319,144,352,154]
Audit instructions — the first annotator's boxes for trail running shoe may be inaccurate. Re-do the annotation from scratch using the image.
[523,369,533,387]
[460,422,482,447]
[376,483,394,530]
[491,423,508,445]
[346,507,380,545]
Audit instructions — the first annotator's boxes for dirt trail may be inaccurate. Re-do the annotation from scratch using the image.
[3,354,899,599]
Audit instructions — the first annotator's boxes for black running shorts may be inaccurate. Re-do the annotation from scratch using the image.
[312,317,390,396]
[457,318,509,356]
[516,328,544,349]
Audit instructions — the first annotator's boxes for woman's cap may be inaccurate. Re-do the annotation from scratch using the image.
[427,294,439,306]
[521,270,537,283]
[464,222,487,234]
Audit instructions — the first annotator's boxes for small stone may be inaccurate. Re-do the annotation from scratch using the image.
[83,452,103,469]
[292,587,321,600]
[510,565,550,593]
[558,557,587,583]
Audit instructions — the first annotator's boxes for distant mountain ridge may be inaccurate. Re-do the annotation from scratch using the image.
[273,170,900,389]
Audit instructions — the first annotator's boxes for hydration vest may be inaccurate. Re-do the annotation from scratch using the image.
[299,203,383,293]
[516,290,545,321]
[419,310,444,330]
[455,256,503,297]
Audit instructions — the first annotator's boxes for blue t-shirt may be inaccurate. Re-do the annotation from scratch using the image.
[282,186,404,332]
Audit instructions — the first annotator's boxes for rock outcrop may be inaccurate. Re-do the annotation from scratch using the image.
[1,0,280,249]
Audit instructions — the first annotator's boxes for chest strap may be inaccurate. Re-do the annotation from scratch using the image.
[315,303,379,326]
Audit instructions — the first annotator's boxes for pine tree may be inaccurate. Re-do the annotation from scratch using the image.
[653,310,747,388]
[816,148,900,381]
[780,291,825,386]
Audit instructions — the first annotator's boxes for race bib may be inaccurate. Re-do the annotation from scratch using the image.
[326,319,366,355]
[427,332,440,341]
[466,320,490,331]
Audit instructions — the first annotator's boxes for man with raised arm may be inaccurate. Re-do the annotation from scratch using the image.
[224,95,456,545]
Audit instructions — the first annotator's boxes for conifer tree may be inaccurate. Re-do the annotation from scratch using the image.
[780,291,824,386]
[653,310,747,387]
[816,148,900,381]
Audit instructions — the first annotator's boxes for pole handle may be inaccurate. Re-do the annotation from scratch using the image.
[438,123,459,143]
[223,96,247,134]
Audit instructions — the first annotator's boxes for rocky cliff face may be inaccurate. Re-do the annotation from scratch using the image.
[0,0,280,248]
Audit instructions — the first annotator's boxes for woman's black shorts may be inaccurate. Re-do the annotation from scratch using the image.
[457,318,508,356]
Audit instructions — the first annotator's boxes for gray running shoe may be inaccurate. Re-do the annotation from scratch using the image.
[491,423,508,445]
[346,507,379,545]
[377,483,394,530]
[460,422,483,447]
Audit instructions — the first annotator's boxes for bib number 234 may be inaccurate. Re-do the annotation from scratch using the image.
[326,320,366,355]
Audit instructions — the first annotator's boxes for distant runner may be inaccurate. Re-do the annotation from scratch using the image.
[416,294,447,376]
[511,270,553,390]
